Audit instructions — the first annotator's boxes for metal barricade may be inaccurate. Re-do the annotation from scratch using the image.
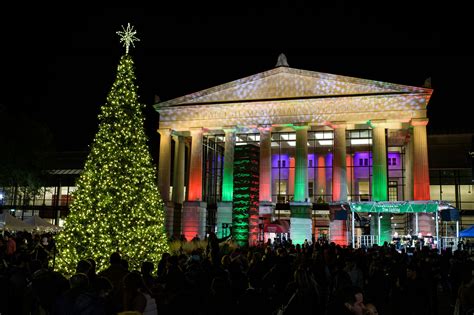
[356,235,379,248]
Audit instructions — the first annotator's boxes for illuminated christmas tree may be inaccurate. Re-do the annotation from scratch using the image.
[54,24,168,275]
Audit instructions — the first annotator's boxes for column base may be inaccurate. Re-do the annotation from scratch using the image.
[173,203,183,239]
[290,202,312,245]
[183,201,207,241]
[329,220,348,246]
[217,201,233,239]
[164,202,175,239]
[259,201,274,216]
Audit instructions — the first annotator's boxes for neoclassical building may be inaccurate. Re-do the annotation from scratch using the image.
[154,55,433,246]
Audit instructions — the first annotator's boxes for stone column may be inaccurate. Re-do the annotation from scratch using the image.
[332,122,348,202]
[290,124,312,245]
[172,134,186,237]
[330,122,348,245]
[412,118,433,236]
[370,120,390,244]
[258,125,273,227]
[217,127,236,238]
[158,128,172,202]
[404,129,414,201]
[316,155,326,199]
[158,128,173,238]
[183,128,207,240]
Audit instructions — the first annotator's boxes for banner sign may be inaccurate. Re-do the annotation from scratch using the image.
[349,201,439,213]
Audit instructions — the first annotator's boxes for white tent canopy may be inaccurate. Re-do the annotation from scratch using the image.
[0,212,34,232]
[24,215,61,232]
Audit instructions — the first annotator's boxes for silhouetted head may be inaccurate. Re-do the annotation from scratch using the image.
[109,252,121,265]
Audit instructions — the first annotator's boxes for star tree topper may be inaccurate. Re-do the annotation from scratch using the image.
[116,23,140,54]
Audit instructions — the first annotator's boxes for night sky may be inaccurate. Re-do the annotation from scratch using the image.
[1,4,471,157]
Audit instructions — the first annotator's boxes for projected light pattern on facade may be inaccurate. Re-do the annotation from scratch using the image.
[156,66,431,131]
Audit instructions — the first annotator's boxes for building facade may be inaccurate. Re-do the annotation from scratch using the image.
[154,56,434,245]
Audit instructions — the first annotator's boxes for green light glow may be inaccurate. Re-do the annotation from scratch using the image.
[371,127,387,202]
[294,126,308,202]
[54,54,169,276]
[232,145,259,246]
[222,130,235,201]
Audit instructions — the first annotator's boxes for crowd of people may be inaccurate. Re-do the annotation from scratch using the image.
[1,230,473,314]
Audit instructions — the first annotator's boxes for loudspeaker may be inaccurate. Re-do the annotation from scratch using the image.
[440,208,460,221]
[334,209,348,220]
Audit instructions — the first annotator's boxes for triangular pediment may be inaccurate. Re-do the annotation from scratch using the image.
[156,66,431,107]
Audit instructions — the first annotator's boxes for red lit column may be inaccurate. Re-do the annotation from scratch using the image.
[330,122,348,245]
[317,156,326,199]
[412,118,433,236]
[183,127,207,240]
[258,125,273,227]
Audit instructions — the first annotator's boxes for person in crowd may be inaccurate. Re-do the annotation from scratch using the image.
[365,302,379,315]
[99,252,129,312]
[328,285,366,315]
[4,232,17,261]
[396,262,432,315]
[121,271,157,315]
[455,266,474,315]
[280,266,321,314]
[141,261,156,290]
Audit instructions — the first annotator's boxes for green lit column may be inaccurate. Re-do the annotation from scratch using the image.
[330,122,348,245]
[294,124,309,202]
[183,127,207,240]
[290,124,312,245]
[412,118,433,236]
[158,128,173,237]
[369,120,390,244]
[258,125,273,228]
[217,127,236,238]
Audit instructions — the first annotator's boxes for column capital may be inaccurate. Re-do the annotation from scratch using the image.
[411,118,429,127]
[257,124,272,132]
[324,121,347,129]
[171,133,184,141]
[189,127,204,135]
[222,126,237,134]
[366,119,387,129]
[158,128,172,137]
[292,123,310,131]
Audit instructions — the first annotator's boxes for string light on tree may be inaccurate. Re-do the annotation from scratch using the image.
[54,25,168,276]
[116,23,140,54]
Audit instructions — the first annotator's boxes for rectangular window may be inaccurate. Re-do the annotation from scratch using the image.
[308,159,313,167]
[359,159,364,166]
[389,181,398,201]
[282,160,286,168]
[392,158,397,166]
[364,158,369,166]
